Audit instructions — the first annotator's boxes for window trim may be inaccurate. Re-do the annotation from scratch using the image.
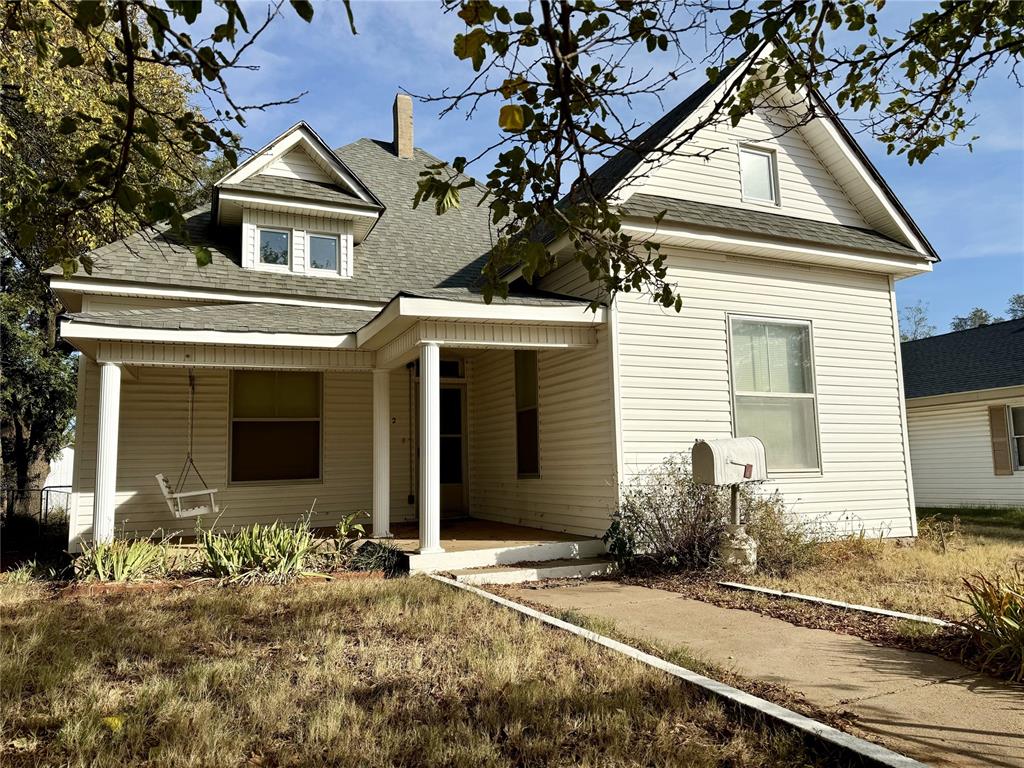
[307,231,341,274]
[514,350,541,479]
[727,313,822,475]
[738,144,781,206]
[1010,405,1024,471]
[256,227,292,270]
[228,370,324,486]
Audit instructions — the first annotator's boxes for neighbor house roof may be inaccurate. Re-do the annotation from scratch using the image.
[901,318,1024,399]
[621,194,923,260]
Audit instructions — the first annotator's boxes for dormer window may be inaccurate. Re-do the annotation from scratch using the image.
[739,146,779,205]
[259,228,290,267]
[309,234,339,272]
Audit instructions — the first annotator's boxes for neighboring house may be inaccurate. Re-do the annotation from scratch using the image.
[902,320,1024,508]
[50,57,938,567]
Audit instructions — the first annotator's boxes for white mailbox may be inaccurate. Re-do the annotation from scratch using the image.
[691,437,767,486]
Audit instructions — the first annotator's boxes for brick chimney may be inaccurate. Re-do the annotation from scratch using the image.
[393,94,413,159]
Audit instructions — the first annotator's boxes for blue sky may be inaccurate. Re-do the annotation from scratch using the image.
[217,1,1023,329]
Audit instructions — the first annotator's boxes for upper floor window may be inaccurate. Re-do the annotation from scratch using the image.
[259,228,290,267]
[309,233,339,272]
[739,146,779,205]
[729,316,819,471]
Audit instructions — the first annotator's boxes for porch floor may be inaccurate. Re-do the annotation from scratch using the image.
[384,518,591,554]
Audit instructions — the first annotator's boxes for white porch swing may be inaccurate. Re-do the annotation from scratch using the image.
[155,370,218,518]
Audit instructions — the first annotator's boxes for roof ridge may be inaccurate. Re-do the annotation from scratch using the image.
[902,315,1024,344]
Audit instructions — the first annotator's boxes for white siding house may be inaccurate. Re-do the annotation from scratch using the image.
[51,62,939,568]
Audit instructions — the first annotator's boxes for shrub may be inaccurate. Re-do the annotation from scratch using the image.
[196,517,320,584]
[332,511,368,567]
[744,496,824,576]
[348,541,405,577]
[958,567,1024,682]
[72,536,170,582]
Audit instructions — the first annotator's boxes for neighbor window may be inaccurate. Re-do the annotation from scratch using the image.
[1012,406,1024,470]
[514,350,539,477]
[729,317,819,471]
[309,233,339,272]
[739,146,778,204]
[258,228,290,266]
[231,371,321,482]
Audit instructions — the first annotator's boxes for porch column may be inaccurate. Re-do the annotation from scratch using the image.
[372,368,392,538]
[418,342,443,553]
[93,361,121,544]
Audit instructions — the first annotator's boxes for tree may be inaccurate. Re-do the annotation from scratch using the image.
[414,0,1024,306]
[899,300,935,342]
[1008,293,1024,320]
[950,307,1004,332]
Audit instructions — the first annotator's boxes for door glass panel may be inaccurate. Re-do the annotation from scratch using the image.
[440,436,463,483]
[440,388,462,435]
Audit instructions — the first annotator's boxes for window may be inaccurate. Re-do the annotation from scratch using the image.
[739,146,779,204]
[514,350,539,477]
[258,228,290,267]
[1012,406,1024,470]
[309,234,339,272]
[231,371,321,482]
[729,317,819,471]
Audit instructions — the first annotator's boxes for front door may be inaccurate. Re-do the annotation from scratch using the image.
[439,385,467,517]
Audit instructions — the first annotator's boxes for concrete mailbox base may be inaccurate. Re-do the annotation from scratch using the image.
[719,524,758,574]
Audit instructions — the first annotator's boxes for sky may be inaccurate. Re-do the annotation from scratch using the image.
[213,1,1023,330]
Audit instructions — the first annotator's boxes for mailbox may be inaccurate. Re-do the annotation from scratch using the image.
[692,437,767,486]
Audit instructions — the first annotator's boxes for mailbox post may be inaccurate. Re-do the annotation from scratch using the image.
[692,437,767,574]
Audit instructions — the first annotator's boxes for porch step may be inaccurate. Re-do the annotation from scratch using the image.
[408,538,607,574]
[450,557,617,586]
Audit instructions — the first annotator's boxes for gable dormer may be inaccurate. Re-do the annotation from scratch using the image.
[214,122,383,279]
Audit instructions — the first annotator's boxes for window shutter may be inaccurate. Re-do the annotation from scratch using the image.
[988,405,1014,476]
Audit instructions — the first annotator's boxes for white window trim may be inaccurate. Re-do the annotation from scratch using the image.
[307,232,342,275]
[727,313,822,475]
[738,144,781,207]
[256,227,292,271]
[228,370,324,486]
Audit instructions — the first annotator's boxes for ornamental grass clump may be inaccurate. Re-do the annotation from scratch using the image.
[196,517,320,584]
[958,567,1024,682]
[72,535,171,582]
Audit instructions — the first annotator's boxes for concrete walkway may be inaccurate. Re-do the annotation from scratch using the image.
[509,582,1024,768]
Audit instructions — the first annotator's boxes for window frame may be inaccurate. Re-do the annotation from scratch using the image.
[307,231,341,274]
[256,227,292,270]
[738,144,781,206]
[228,370,324,486]
[514,350,541,479]
[1010,405,1024,471]
[727,314,822,475]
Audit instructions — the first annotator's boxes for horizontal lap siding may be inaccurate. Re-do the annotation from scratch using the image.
[907,397,1024,507]
[468,334,618,537]
[70,363,413,547]
[263,147,333,183]
[616,249,914,537]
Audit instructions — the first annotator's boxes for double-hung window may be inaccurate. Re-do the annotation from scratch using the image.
[514,350,540,478]
[258,228,290,267]
[739,146,779,205]
[309,233,339,272]
[231,371,322,482]
[729,317,820,471]
[1012,406,1024,470]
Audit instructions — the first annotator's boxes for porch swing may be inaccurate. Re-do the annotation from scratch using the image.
[155,369,218,518]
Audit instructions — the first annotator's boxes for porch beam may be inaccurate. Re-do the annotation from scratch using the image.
[93,361,122,544]
[418,342,443,554]
[95,341,375,371]
[372,369,391,538]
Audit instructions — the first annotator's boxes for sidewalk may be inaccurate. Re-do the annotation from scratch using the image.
[509,582,1024,768]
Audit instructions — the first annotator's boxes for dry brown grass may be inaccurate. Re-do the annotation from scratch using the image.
[0,576,828,768]
[746,514,1024,621]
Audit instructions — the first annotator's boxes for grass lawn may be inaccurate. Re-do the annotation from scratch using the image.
[745,507,1024,621]
[0,577,829,768]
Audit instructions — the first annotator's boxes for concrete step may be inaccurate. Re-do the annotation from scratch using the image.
[450,557,617,586]
[408,538,607,574]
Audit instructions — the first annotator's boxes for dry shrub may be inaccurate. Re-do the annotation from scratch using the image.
[744,496,824,577]
[917,514,964,554]
[958,566,1024,682]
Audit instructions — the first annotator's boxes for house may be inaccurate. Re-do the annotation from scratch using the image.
[902,320,1024,508]
[51,59,938,571]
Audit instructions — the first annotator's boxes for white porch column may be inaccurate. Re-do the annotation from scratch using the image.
[372,368,392,538]
[418,342,443,553]
[93,361,122,544]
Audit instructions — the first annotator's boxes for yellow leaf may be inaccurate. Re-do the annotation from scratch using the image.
[101,716,124,733]
[498,104,524,132]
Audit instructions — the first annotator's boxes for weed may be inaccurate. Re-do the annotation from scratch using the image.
[196,516,320,584]
[72,535,171,582]
[348,540,405,577]
[958,567,1024,682]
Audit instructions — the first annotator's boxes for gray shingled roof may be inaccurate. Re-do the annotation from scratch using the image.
[49,140,494,304]
[219,174,379,210]
[67,303,376,335]
[901,318,1024,399]
[620,193,923,259]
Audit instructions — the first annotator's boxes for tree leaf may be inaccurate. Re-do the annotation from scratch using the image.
[498,104,525,132]
[194,245,213,267]
[57,46,85,67]
[290,0,314,23]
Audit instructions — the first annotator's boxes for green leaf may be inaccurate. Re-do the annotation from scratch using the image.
[289,0,314,23]
[57,46,84,67]
[114,184,142,212]
[194,246,213,267]
[57,116,78,135]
